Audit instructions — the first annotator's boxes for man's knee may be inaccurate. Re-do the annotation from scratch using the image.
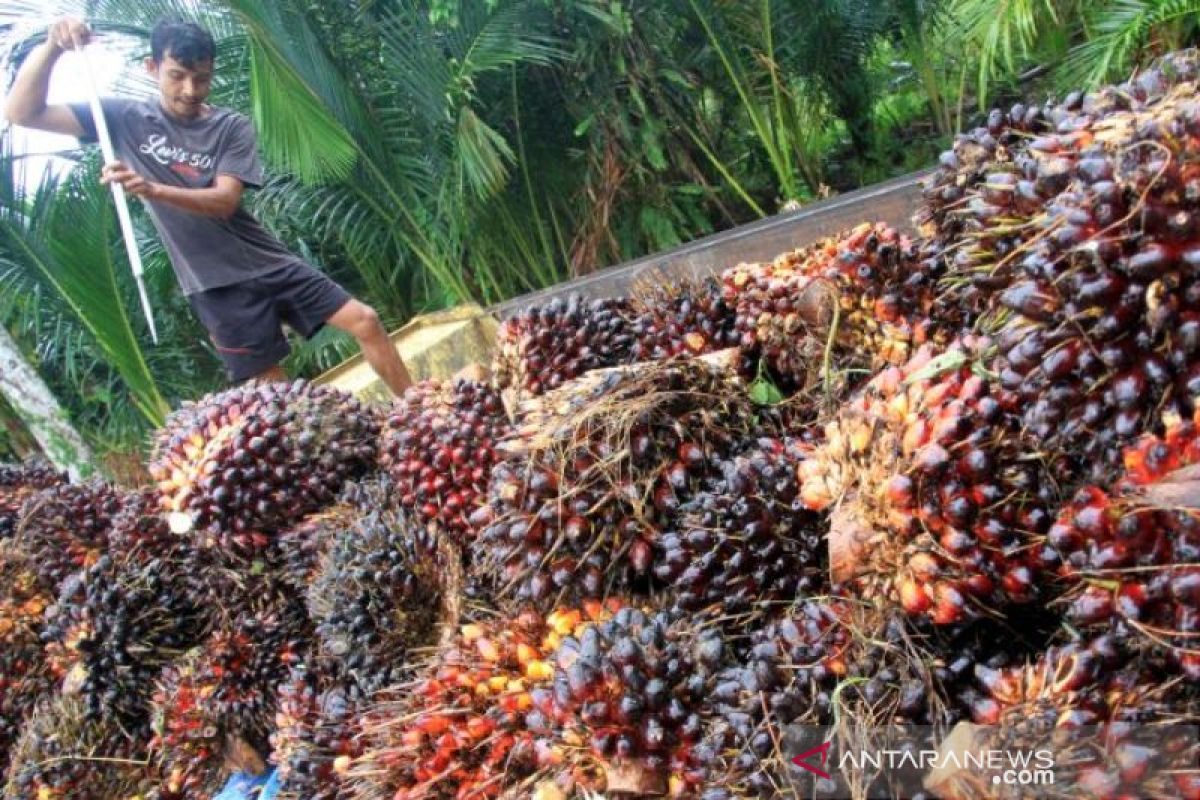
[357,304,385,338]
[336,298,381,340]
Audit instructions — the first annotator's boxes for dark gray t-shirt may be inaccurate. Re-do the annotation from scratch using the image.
[70,98,298,295]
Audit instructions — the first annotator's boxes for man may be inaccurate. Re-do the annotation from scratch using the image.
[5,17,414,395]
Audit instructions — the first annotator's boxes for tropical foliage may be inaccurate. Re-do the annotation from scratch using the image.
[1,0,1198,466]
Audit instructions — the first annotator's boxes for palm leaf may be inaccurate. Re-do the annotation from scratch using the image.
[1065,0,1200,86]
[0,143,169,425]
[952,0,1063,101]
[221,0,358,184]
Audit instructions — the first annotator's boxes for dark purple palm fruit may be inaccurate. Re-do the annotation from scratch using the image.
[474,360,759,610]
[656,435,825,622]
[148,380,380,548]
[380,378,510,544]
[14,479,124,588]
[307,506,443,700]
[0,543,57,769]
[492,294,640,400]
[0,463,65,540]
[270,665,361,800]
[627,278,740,362]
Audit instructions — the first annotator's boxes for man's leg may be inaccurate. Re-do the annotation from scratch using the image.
[325,299,414,397]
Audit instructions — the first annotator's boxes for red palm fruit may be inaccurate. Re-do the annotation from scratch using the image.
[0,543,56,766]
[938,636,1199,800]
[345,603,620,800]
[1052,412,1200,678]
[925,51,1200,486]
[149,380,380,544]
[492,294,640,401]
[270,665,361,800]
[799,338,1059,623]
[14,479,124,588]
[722,222,949,393]
[627,278,739,362]
[151,586,310,799]
[380,379,510,544]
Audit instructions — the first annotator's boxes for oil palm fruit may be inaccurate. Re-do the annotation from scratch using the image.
[628,278,740,362]
[529,607,721,796]
[42,548,206,740]
[475,361,758,609]
[799,339,1061,624]
[15,480,124,588]
[945,637,1200,800]
[271,665,360,800]
[927,51,1200,484]
[276,503,357,590]
[722,223,945,393]
[149,380,379,544]
[380,379,511,544]
[347,602,619,800]
[307,506,443,699]
[1050,412,1200,679]
[492,294,639,400]
[655,436,825,621]
[0,463,64,540]
[151,588,310,799]
[0,544,56,769]
[2,695,150,800]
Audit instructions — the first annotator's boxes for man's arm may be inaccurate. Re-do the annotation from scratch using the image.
[4,18,89,135]
[101,162,244,219]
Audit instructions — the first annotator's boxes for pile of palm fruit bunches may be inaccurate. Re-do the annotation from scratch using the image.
[5,53,1200,800]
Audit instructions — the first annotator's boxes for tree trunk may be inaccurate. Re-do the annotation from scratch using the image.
[0,325,94,480]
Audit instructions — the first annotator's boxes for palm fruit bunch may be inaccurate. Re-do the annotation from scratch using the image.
[271,666,360,800]
[476,361,758,608]
[2,695,150,800]
[1049,413,1200,679]
[348,603,618,800]
[798,338,1061,624]
[148,380,380,544]
[940,637,1200,800]
[721,223,943,393]
[655,435,825,620]
[492,294,639,400]
[307,507,443,698]
[700,599,1047,800]
[0,544,56,768]
[0,463,64,539]
[626,278,740,362]
[15,479,124,587]
[42,549,206,739]
[151,590,310,798]
[276,503,356,589]
[925,52,1200,483]
[526,607,723,797]
[106,489,176,554]
[380,378,511,544]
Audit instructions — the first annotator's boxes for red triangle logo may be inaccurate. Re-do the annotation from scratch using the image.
[791,739,833,779]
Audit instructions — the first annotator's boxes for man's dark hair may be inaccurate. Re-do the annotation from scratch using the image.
[150,19,215,68]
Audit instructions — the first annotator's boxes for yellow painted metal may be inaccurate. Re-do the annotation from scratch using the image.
[314,304,498,404]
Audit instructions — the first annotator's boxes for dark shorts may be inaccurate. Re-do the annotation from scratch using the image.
[187,262,352,382]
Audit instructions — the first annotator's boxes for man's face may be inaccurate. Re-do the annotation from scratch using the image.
[146,53,213,120]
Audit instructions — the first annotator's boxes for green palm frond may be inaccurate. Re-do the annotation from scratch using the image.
[1066,0,1200,86]
[455,104,516,199]
[0,144,169,426]
[221,0,358,184]
[952,0,1065,101]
